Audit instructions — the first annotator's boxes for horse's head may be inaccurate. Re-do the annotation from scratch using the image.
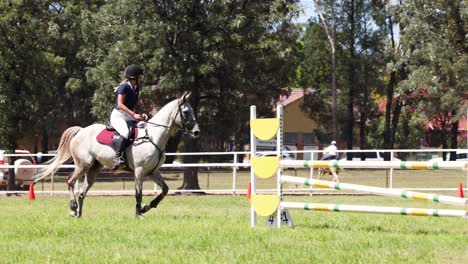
[175,92,200,138]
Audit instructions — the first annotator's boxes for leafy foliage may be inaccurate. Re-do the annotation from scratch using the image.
[81,0,302,151]
[0,0,465,155]
[0,1,63,150]
[390,0,467,148]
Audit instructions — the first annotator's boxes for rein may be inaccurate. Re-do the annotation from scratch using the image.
[144,121,170,128]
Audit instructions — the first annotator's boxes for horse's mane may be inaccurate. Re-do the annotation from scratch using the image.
[148,97,179,124]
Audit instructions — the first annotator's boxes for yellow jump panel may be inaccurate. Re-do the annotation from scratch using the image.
[250,118,279,140]
[251,157,279,178]
[251,195,280,216]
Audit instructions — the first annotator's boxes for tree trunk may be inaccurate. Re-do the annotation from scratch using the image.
[164,131,183,164]
[316,1,338,140]
[390,97,402,147]
[179,135,202,191]
[331,42,338,140]
[383,71,396,150]
[359,63,370,150]
[178,86,203,192]
[346,0,355,159]
[449,110,459,161]
[6,153,17,195]
[41,129,49,152]
[383,68,406,155]
[398,116,410,160]
[383,14,398,151]
[441,130,449,161]
[346,77,355,157]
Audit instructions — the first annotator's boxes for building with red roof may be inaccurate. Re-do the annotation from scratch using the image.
[273,88,322,159]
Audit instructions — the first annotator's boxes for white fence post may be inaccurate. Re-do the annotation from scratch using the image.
[232,153,237,195]
[309,150,314,196]
[389,150,394,189]
[51,173,55,197]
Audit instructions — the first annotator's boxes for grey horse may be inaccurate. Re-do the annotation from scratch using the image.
[317,167,342,182]
[33,92,200,218]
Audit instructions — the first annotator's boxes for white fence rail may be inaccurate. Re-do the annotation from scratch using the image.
[0,149,467,196]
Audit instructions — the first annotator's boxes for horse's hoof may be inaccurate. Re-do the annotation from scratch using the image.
[135,214,144,219]
[69,212,78,217]
[141,204,151,214]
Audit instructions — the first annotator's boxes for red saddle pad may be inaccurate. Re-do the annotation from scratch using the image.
[96,128,139,146]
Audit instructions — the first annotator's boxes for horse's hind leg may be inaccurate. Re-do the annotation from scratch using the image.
[317,169,323,180]
[140,170,169,214]
[76,162,103,217]
[67,165,87,217]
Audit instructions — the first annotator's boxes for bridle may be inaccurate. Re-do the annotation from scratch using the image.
[143,101,195,133]
[176,103,197,134]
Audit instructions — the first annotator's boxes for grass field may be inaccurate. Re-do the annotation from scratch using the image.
[0,195,467,263]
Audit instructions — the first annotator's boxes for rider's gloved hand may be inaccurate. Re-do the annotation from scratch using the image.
[132,113,143,121]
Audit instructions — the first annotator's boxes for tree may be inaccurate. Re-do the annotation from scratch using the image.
[0,0,66,189]
[339,0,387,153]
[295,20,341,141]
[391,0,467,154]
[306,1,386,152]
[313,0,344,140]
[81,0,301,190]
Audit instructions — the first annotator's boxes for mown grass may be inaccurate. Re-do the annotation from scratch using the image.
[0,195,467,264]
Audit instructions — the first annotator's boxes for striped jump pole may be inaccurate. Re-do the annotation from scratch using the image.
[282,175,468,207]
[281,160,468,170]
[281,202,468,218]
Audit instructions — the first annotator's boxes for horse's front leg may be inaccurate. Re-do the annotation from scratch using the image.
[331,168,339,182]
[134,167,145,218]
[140,170,168,214]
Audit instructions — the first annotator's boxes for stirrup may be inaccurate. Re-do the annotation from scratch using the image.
[112,157,125,170]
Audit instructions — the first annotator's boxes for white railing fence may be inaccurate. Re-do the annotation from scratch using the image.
[0,149,467,196]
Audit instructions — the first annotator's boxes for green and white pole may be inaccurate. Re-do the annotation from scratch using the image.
[281,160,468,170]
[281,202,468,218]
[281,175,468,207]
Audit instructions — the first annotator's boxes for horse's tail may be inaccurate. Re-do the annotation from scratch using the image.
[33,126,82,183]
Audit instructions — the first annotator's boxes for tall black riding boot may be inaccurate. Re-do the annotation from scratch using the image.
[112,136,127,170]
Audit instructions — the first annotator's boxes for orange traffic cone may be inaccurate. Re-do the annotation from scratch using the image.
[28,184,35,201]
[458,182,464,198]
[246,181,251,200]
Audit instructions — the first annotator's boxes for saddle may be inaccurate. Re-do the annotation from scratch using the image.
[96,122,139,151]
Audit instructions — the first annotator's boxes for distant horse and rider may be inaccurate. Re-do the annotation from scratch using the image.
[33,92,200,218]
[317,167,342,182]
[317,140,342,182]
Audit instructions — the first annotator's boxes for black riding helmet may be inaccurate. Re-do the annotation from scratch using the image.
[125,64,144,80]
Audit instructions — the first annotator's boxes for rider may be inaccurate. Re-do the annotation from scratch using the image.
[110,64,147,169]
[321,140,338,160]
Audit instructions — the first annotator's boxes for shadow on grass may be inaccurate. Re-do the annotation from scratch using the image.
[298,220,457,236]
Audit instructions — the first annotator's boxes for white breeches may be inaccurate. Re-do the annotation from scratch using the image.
[110,109,135,139]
